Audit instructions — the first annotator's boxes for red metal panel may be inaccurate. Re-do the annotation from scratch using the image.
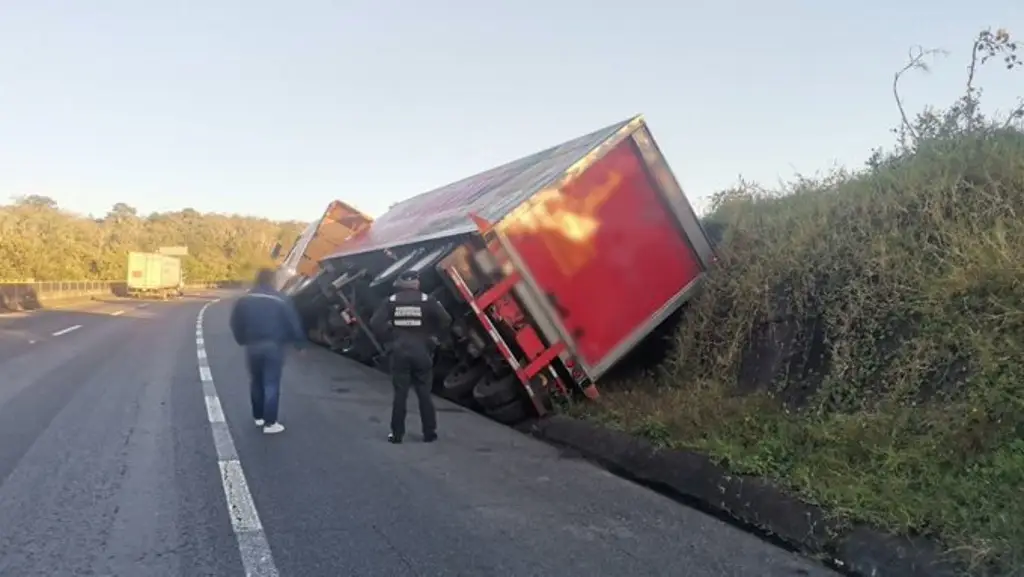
[322,118,635,261]
[444,266,548,416]
[498,140,703,372]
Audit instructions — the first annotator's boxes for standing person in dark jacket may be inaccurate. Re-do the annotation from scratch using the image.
[229,268,306,434]
[370,270,453,444]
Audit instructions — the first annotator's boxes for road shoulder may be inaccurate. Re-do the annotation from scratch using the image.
[199,297,836,577]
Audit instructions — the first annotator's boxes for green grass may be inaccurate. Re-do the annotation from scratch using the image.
[575,127,1024,574]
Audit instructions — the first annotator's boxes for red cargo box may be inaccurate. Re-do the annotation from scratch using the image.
[491,118,712,379]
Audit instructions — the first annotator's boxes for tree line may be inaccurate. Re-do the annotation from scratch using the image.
[0,195,307,283]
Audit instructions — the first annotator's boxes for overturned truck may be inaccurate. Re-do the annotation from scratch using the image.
[271,199,374,295]
[286,115,715,425]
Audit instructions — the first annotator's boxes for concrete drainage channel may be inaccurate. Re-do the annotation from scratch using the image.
[333,348,831,575]
[526,417,966,577]
[361,357,791,567]
[331,346,964,577]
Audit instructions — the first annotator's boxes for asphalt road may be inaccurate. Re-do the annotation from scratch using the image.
[0,294,839,577]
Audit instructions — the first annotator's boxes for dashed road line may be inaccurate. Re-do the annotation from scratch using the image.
[196,300,280,577]
[51,325,82,337]
[110,310,125,316]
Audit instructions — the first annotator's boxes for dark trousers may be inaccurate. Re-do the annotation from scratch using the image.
[245,342,285,425]
[389,341,436,438]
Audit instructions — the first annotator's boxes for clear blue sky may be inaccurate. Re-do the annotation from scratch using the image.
[0,1,1020,222]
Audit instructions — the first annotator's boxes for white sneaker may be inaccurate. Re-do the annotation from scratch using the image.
[263,423,285,434]
[255,419,265,427]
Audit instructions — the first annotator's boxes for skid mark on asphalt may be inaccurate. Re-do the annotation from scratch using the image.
[196,300,280,577]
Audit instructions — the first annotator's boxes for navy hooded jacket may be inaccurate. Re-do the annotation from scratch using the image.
[229,285,306,347]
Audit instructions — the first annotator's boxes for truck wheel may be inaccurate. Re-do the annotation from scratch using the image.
[485,399,530,425]
[310,316,327,344]
[431,356,456,391]
[472,374,520,410]
[441,362,484,399]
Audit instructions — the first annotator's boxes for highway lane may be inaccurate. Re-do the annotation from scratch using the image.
[200,298,836,577]
[0,292,837,577]
[0,299,143,362]
[0,295,241,576]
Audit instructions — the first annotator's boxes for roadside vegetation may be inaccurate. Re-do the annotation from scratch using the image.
[4,26,1020,574]
[0,197,304,283]
[577,28,1024,574]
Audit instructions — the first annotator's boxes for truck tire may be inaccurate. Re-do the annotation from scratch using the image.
[311,316,328,344]
[472,374,520,410]
[485,399,530,425]
[441,362,484,399]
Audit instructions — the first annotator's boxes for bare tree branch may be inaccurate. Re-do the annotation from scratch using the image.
[966,35,983,96]
[892,45,948,145]
[968,28,1022,130]
[1002,98,1024,129]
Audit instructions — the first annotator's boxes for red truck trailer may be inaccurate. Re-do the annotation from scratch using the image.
[303,115,715,424]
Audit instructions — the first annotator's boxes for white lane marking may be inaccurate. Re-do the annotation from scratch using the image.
[51,325,82,337]
[110,310,124,316]
[211,422,239,460]
[205,395,226,423]
[196,300,280,577]
[219,460,264,531]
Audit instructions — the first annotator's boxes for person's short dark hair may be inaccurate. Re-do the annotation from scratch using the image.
[394,269,420,289]
[255,268,276,288]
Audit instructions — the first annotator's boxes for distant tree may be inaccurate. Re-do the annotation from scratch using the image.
[106,202,139,220]
[0,200,309,282]
[12,195,59,209]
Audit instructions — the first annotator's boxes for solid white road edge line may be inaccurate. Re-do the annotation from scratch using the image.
[196,299,280,577]
[51,325,82,337]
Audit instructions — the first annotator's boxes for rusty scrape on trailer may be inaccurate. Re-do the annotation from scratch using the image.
[322,115,643,261]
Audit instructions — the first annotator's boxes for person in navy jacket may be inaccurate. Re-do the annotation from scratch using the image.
[229,268,306,434]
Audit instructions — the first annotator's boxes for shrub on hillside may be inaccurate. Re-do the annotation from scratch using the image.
[588,28,1024,573]
[679,127,1024,413]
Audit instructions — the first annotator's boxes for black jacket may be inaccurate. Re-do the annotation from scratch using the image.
[369,289,452,347]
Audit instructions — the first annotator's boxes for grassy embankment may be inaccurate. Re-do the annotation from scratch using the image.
[575,30,1024,574]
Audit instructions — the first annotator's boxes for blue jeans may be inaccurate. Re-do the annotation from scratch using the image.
[245,342,285,425]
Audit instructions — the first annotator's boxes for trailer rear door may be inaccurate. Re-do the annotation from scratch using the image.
[296,201,374,279]
[499,138,704,378]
